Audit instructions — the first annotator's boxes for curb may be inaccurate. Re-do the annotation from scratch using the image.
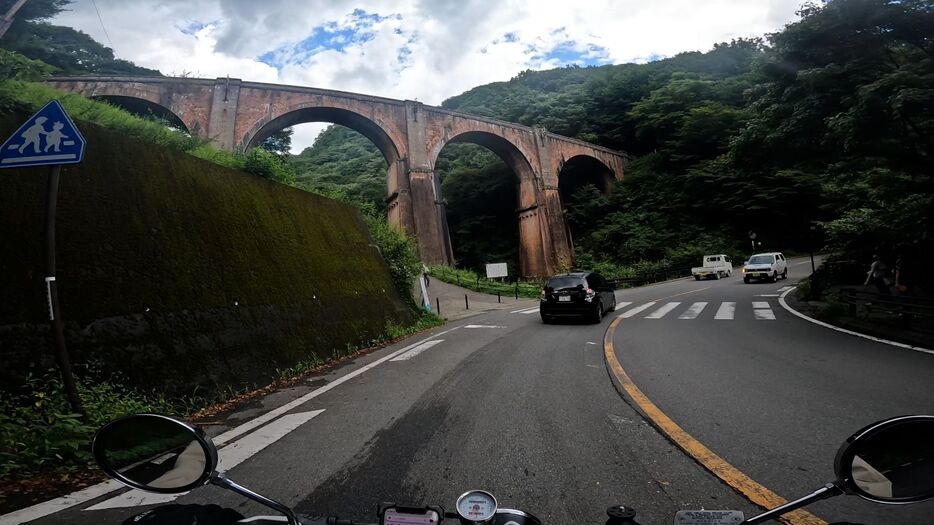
[778,287,934,355]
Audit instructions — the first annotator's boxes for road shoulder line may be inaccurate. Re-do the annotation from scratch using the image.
[778,287,934,355]
[602,316,826,525]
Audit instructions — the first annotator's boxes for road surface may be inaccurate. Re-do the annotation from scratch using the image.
[7,258,933,525]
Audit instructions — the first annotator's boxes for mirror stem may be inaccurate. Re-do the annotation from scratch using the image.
[743,482,844,525]
[211,473,301,525]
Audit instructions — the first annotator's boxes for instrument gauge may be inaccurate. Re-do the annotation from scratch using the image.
[455,490,498,523]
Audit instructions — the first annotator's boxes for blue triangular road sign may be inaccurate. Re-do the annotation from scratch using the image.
[0,100,86,168]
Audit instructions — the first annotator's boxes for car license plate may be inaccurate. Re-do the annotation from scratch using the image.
[558,296,571,302]
[752,272,763,277]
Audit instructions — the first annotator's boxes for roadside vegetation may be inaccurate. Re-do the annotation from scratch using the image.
[0,2,437,493]
[290,0,932,300]
[427,266,544,298]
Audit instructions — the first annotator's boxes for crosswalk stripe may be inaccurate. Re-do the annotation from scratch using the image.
[619,301,656,318]
[678,302,708,319]
[752,301,770,309]
[645,302,681,319]
[613,301,632,311]
[714,302,735,320]
[754,309,776,320]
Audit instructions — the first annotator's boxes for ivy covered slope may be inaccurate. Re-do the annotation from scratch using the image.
[291,0,932,280]
[0,108,417,394]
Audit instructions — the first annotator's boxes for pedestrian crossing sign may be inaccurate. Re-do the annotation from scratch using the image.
[0,99,86,168]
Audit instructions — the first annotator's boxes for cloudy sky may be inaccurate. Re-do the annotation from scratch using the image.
[53,0,804,152]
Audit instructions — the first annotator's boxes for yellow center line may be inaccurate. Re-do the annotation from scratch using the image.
[603,315,827,525]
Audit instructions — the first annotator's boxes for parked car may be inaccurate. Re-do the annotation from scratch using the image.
[540,272,616,323]
[743,252,788,283]
[691,254,733,280]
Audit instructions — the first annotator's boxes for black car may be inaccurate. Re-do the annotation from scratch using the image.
[540,272,617,323]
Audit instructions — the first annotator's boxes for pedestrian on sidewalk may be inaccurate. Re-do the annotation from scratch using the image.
[864,254,891,295]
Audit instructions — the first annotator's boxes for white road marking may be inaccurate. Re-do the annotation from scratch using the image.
[613,301,632,311]
[520,308,540,314]
[778,288,934,354]
[1,326,465,523]
[619,302,657,318]
[390,340,444,361]
[510,306,540,313]
[754,309,776,320]
[0,480,125,524]
[86,410,325,510]
[752,301,770,309]
[463,325,505,329]
[645,302,681,319]
[777,286,794,292]
[714,302,736,320]
[678,302,708,319]
[756,294,780,297]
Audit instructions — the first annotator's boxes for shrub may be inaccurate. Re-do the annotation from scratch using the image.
[0,366,180,478]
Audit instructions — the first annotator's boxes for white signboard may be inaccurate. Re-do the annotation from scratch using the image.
[485,262,508,279]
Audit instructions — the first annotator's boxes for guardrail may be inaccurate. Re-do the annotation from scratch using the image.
[610,266,694,289]
[839,288,934,330]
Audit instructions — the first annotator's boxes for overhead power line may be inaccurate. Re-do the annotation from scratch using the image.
[90,0,115,50]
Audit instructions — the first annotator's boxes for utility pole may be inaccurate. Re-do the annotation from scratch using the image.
[0,0,29,40]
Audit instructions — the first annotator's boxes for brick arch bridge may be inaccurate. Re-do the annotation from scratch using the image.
[46,76,629,277]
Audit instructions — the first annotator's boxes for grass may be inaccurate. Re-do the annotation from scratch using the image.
[428,265,543,298]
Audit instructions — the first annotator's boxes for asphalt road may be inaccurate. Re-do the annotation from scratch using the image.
[8,257,934,525]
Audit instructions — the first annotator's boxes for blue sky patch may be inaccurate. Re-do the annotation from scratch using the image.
[257,9,392,70]
[177,20,212,36]
[533,41,611,67]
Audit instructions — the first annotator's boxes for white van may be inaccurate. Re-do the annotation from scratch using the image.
[742,252,787,283]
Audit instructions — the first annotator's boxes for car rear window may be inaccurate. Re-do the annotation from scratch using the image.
[546,276,585,290]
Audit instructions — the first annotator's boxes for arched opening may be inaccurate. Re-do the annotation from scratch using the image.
[243,108,402,216]
[435,132,542,278]
[244,107,399,165]
[558,155,613,249]
[92,95,189,133]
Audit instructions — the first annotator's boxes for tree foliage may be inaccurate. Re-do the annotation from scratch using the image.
[0,0,161,76]
[281,0,933,281]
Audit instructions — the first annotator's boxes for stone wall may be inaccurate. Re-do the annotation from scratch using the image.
[0,114,414,395]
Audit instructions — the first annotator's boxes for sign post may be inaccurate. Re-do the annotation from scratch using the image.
[1,100,86,414]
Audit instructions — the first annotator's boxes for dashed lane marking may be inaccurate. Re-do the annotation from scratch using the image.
[390,340,444,361]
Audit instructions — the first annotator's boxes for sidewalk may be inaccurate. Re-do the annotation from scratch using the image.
[414,278,537,321]
[786,284,934,350]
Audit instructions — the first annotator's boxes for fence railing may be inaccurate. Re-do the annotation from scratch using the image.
[838,288,934,330]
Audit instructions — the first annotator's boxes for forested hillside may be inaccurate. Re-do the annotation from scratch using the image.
[0,0,160,76]
[288,0,932,279]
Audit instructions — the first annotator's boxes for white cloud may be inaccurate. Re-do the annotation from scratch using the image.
[51,0,804,152]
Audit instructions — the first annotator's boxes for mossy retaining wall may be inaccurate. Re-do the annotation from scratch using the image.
[0,113,413,394]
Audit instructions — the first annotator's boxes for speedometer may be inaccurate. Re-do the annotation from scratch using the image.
[456,490,498,523]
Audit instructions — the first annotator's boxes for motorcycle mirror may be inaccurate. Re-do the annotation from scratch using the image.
[834,415,934,504]
[92,413,217,494]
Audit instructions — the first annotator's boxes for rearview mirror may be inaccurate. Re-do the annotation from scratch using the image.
[92,413,216,494]
[835,415,934,503]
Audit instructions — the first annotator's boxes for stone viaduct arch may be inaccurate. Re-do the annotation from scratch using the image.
[46,76,629,277]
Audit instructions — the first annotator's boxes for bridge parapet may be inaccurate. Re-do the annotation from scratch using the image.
[44,75,630,277]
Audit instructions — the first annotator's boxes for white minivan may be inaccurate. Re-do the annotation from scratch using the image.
[743,252,787,283]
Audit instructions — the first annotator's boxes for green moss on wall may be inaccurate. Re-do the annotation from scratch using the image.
[0,113,413,393]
